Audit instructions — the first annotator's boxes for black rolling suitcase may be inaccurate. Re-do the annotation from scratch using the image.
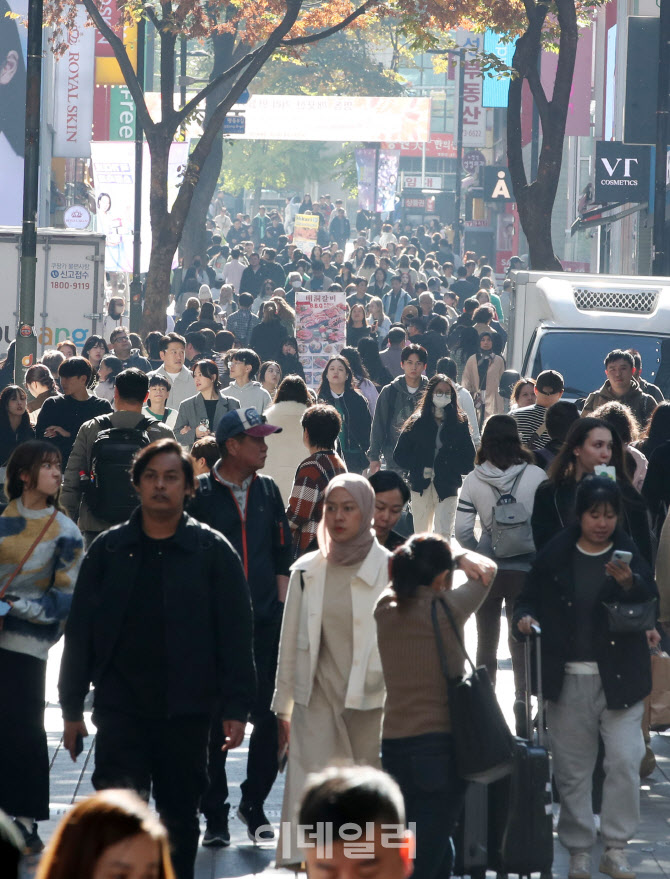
[489,627,553,878]
[452,781,488,879]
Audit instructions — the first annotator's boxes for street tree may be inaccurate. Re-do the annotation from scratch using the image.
[46,0,442,334]
[460,0,608,270]
[183,25,404,263]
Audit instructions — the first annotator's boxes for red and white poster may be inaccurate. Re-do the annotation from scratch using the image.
[295,291,347,389]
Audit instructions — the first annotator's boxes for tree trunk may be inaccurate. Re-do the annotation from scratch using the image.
[180,28,238,267]
[517,185,563,271]
[506,0,579,271]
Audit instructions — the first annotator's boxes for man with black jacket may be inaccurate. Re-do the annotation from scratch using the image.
[59,439,255,879]
[189,407,291,847]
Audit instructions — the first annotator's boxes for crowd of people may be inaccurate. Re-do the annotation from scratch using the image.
[0,204,667,879]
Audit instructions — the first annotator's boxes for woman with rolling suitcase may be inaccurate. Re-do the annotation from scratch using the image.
[515,476,657,879]
[375,535,496,879]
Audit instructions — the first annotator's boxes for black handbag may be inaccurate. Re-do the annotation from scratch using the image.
[431,596,515,783]
[602,597,657,633]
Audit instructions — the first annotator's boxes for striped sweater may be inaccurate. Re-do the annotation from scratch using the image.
[0,499,84,660]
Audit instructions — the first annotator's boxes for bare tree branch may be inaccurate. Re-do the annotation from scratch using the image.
[81,0,154,133]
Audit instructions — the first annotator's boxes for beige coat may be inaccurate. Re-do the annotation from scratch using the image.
[271,540,391,720]
[260,400,309,504]
[462,353,506,420]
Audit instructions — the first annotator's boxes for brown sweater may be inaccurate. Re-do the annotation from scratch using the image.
[375,579,489,739]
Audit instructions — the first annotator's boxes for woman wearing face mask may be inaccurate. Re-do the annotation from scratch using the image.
[272,474,390,867]
[461,331,506,428]
[394,375,475,538]
[101,296,127,342]
[514,477,656,879]
[531,417,652,565]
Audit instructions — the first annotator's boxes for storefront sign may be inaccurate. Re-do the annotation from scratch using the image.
[595,141,651,203]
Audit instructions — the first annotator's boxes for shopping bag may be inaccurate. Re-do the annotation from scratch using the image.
[650,649,670,731]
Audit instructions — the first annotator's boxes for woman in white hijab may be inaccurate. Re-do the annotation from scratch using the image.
[272,473,391,867]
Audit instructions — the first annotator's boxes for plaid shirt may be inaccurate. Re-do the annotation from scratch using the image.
[226,307,259,346]
[287,451,347,557]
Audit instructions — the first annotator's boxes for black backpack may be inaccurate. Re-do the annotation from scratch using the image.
[86,416,155,523]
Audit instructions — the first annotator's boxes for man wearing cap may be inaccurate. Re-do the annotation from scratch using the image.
[189,408,291,848]
[510,369,565,449]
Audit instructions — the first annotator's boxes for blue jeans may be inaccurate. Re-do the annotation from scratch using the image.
[382,732,466,879]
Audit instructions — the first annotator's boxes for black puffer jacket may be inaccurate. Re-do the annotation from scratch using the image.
[513,525,656,708]
[394,412,474,500]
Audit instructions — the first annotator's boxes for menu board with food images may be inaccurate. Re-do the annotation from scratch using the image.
[295,290,347,388]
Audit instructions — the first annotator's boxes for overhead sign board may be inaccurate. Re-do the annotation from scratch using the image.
[594,141,651,203]
[483,166,514,202]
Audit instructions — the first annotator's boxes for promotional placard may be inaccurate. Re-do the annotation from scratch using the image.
[292,213,320,254]
[53,4,95,158]
[295,291,346,389]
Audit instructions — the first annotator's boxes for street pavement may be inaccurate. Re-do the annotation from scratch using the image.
[21,612,670,879]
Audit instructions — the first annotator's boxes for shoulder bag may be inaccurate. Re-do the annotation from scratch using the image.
[431,596,514,782]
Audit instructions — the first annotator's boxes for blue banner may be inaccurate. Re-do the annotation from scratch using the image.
[482,31,515,109]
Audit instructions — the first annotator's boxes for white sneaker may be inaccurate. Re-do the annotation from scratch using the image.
[569,852,592,879]
[599,848,635,879]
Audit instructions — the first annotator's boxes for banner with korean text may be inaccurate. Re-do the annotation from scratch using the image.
[295,291,347,388]
[292,213,320,254]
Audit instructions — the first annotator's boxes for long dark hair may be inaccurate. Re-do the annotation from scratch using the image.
[340,346,370,382]
[0,0,26,157]
[317,355,354,401]
[0,385,30,433]
[547,417,628,486]
[192,358,221,392]
[390,534,454,603]
[641,400,670,456]
[357,336,393,387]
[5,440,61,506]
[476,414,534,469]
[404,374,465,430]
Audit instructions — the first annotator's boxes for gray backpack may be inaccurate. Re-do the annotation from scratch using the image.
[490,468,535,558]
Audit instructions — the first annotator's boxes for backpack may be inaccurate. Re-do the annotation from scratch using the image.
[489,467,535,558]
[86,416,155,523]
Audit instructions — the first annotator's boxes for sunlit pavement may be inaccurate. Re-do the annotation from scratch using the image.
[20,610,670,879]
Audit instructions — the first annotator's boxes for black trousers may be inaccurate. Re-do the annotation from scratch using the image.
[201,615,281,821]
[92,709,209,879]
[0,648,49,820]
[382,733,466,879]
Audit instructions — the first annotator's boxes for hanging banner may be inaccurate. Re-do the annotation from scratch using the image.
[482,31,515,109]
[295,291,347,389]
[292,213,320,254]
[355,148,376,211]
[94,0,138,86]
[109,85,136,140]
[53,4,95,158]
[375,150,399,213]
[0,0,27,226]
[454,31,487,147]
[91,141,188,272]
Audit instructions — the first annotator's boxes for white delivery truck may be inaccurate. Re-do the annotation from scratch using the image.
[507,271,670,401]
[0,227,105,355]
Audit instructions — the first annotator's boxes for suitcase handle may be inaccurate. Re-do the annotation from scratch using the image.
[523,628,545,747]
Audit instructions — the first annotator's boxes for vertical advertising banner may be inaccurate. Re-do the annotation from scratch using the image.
[94,0,138,86]
[91,141,188,272]
[295,291,347,389]
[0,0,27,226]
[53,3,95,158]
[375,150,399,213]
[355,148,376,210]
[109,85,136,140]
[455,31,487,147]
[292,213,320,254]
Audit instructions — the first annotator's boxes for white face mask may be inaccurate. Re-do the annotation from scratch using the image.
[433,394,451,408]
[291,280,301,288]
